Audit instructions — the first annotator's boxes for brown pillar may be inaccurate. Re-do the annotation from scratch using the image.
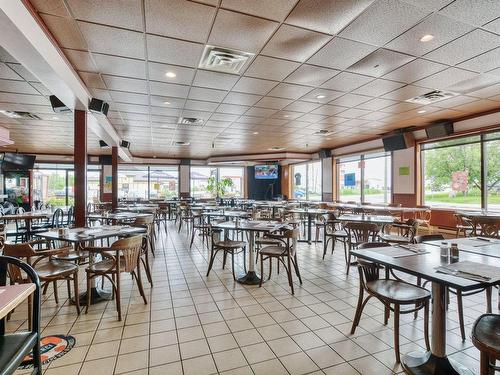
[112,146,118,209]
[74,110,87,227]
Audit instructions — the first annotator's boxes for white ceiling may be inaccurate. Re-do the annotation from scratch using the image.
[1,0,500,158]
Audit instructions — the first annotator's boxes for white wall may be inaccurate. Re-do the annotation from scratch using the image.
[392,147,415,194]
[321,157,332,195]
[179,165,190,194]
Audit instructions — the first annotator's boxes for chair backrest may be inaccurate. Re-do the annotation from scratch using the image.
[66,206,74,225]
[3,242,37,283]
[111,235,143,273]
[52,208,65,228]
[357,258,380,286]
[475,218,499,238]
[344,222,380,244]
[416,205,432,221]
[414,234,445,243]
[16,207,25,214]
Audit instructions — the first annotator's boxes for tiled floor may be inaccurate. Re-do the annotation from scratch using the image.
[9,223,497,375]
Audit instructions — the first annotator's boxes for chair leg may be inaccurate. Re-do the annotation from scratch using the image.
[133,268,147,305]
[32,335,42,375]
[259,254,264,288]
[346,249,351,275]
[206,249,217,277]
[116,273,122,321]
[414,277,422,319]
[85,275,91,314]
[485,287,492,313]
[222,251,227,269]
[231,251,236,281]
[323,237,329,260]
[351,287,365,334]
[292,255,302,284]
[384,305,390,325]
[394,303,401,363]
[456,290,466,342]
[286,256,294,295]
[423,301,430,352]
[190,229,196,248]
[268,257,272,280]
[53,281,59,304]
[479,351,490,375]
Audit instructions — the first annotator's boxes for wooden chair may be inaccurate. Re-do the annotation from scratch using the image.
[132,216,155,286]
[471,314,500,375]
[258,228,302,295]
[475,217,499,239]
[206,228,246,280]
[84,236,147,321]
[190,213,211,249]
[454,214,475,237]
[379,219,419,244]
[3,240,80,319]
[344,222,380,275]
[351,257,431,363]
[323,214,348,260]
[415,205,433,233]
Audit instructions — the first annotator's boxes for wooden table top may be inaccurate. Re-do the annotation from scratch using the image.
[2,211,52,220]
[0,283,35,320]
[425,237,500,259]
[456,211,500,220]
[87,212,153,220]
[351,244,500,291]
[34,225,146,243]
[338,214,395,224]
[202,211,251,218]
[212,220,287,233]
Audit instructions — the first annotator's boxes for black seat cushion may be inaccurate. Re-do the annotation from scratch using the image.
[0,332,38,375]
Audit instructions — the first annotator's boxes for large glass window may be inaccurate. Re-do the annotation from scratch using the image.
[149,167,179,199]
[190,167,244,198]
[118,166,149,200]
[87,170,101,203]
[219,167,244,197]
[337,152,392,204]
[190,167,216,199]
[422,132,499,210]
[292,161,322,200]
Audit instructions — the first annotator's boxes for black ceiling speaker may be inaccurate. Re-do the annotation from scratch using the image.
[89,98,109,116]
[382,132,415,152]
[99,140,109,148]
[49,95,70,113]
[180,159,191,165]
[120,140,130,148]
[425,120,454,139]
[318,148,331,159]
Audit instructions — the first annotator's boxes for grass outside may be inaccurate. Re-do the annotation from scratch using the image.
[424,192,500,204]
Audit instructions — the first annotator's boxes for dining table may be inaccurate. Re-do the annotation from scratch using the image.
[351,243,500,375]
[87,212,153,224]
[211,220,288,285]
[34,225,146,304]
[201,210,251,224]
[286,208,332,244]
[424,236,500,258]
[338,214,396,224]
[2,211,53,238]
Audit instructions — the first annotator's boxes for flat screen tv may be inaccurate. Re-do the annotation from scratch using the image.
[1,153,36,171]
[255,164,278,179]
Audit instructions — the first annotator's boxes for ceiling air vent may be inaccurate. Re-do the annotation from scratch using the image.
[0,110,42,120]
[405,90,458,105]
[199,45,254,74]
[173,141,190,146]
[178,117,204,126]
[313,129,334,136]
[268,146,286,151]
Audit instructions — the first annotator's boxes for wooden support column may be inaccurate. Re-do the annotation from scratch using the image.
[74,110,87,227]
[112,146,118,209]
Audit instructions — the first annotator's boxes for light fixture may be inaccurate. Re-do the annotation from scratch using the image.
[316,95,326,99]
[326,137,332,140]
[420,34,434,42]
[253,131,259,135]
[283,115,290,118]
[165,71,176,78]
[417,109,427,114]
[164,101,171,105]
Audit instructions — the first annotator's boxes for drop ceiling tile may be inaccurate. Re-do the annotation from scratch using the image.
[386,14,473,56]
[261,24,330,62]
[102,75,148,93]
[414,67,479,90]
[90,89,112,102]
[41,14,87,50]
[310,105,346,116]
[217,103,249,115]
[31,0,70,17]
[381,85,429,100]
[223,92,262,106]
[4,64,38,82]
[307,37,377,70]
[484,17,500,34]
[79,72,106,89]
[400,0,453,11]
[432,95,479,108]
[78,21,145,59]
[114,103,149,114]
[352,78,405,97]
[339,0,429,46]
[271,111,303,120]
[383,58,447,83]
[67,0,143,30]
[328,93,371,107]
[359,111,392,120]
[255,96,293,110]
[147,34,204,67]
[245,56,300,81]
[149,81,190,97]
[210,113,239,122]
[93,54,146,79]
[148,62,195,85]
[467,82,500,98]
[189,87,227,102]
[446,74,500,94]
[110,91,149,105]
[286,0,374,35]
[145,0,215,42]
[193,70,239,90]
[439,0,500,27]
[356,97,397,110]
[424,30,500,66]
[30,82,51,96]
[321,72,374,92]
[63,49,98,73]
[244,107,277,117]
[208,9,279,53]
[0,80,39,95]
[267,83,313,100]
[300,88,344,103]
[151,96,185,108]
[184,100,219,112]
[284,64,340,87]
[296,113,328,123]
[317,116,348,125]
[222,0,297,21]
[283,100,321,112]
[232,77,278,95]
[348,49,414,77]
[336,108,371,118]
[380,102,422,113]
[457,47,500,73]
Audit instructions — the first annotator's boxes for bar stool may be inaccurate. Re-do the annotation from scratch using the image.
[471,314,500,375]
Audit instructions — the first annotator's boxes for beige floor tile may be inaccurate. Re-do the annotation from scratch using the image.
[182,354,218,375]
[119,335,150,354]
[233,329,264,346]
[44,363,81,375]
[86,340,121,361]
[150,330,178,348]
[180,338,211,359]
[213,348,248,372]
[280,351,320,375]
[79,357,116,375]
[251,358,288,375]
[207,333,238,352]
[267,336,302,357]
[240,342,276,364]
[114,350,149,374]
[306,345,345,369]
[149,344,181,366]
[149,361,183,375]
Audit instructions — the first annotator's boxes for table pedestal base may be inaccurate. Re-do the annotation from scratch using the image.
[402,351,474,375]
[237,271,261,285]
[72,287,112,306]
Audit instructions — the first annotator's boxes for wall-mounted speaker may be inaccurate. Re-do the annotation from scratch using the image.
[49,95,70,113]
[425,120,454,139]
[89,98,109,116]
[382,132,415,152]
[120,140,130,148]
[180,159,190,165]
[318,148,331,159]
[99,155,112,165]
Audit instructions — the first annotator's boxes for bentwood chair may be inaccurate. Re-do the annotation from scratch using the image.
[132,216,155,286]
[351,255,431,363]
[344,222,380,275]
[471,314,500,375]
[3,240,81,319]
[379,219,419,244]
[258,228,302,295]
[415,205,433,233]
[206,228,246,280]
[454,214,475,237]
[322,214,349,260]
[85,236,147,321]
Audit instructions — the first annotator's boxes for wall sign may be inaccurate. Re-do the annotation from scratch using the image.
[344,173,356,187]
[398,166,410,176]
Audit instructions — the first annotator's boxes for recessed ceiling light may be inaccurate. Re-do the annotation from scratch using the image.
[417,110,427,114]
[316,95,326,99]
[253,132,259,135]
[52,116,59,120]
[420,34,434,42]
[283,115,290,118]
[326,137,332,140]
[165,71,176,78]
[164,101,170,105]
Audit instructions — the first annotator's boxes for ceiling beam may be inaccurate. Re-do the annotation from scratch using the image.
[0,0,132,162]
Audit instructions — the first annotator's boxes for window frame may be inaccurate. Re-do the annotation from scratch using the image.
[190,166,245,199]
[291,160,322,201]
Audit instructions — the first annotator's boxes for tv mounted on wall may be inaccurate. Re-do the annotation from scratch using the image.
[254,164,278,179]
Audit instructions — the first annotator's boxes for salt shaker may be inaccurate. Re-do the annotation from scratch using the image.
[450,243,459,262]
[440,242,449,259]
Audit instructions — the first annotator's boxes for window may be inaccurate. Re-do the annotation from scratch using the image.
[292,161,322,200]
[149,167,179,199]
[118,166,149,200]
[87,170,101,203]
[190,167,244,198]
[337,152,391,204]
[421,131,499,210]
